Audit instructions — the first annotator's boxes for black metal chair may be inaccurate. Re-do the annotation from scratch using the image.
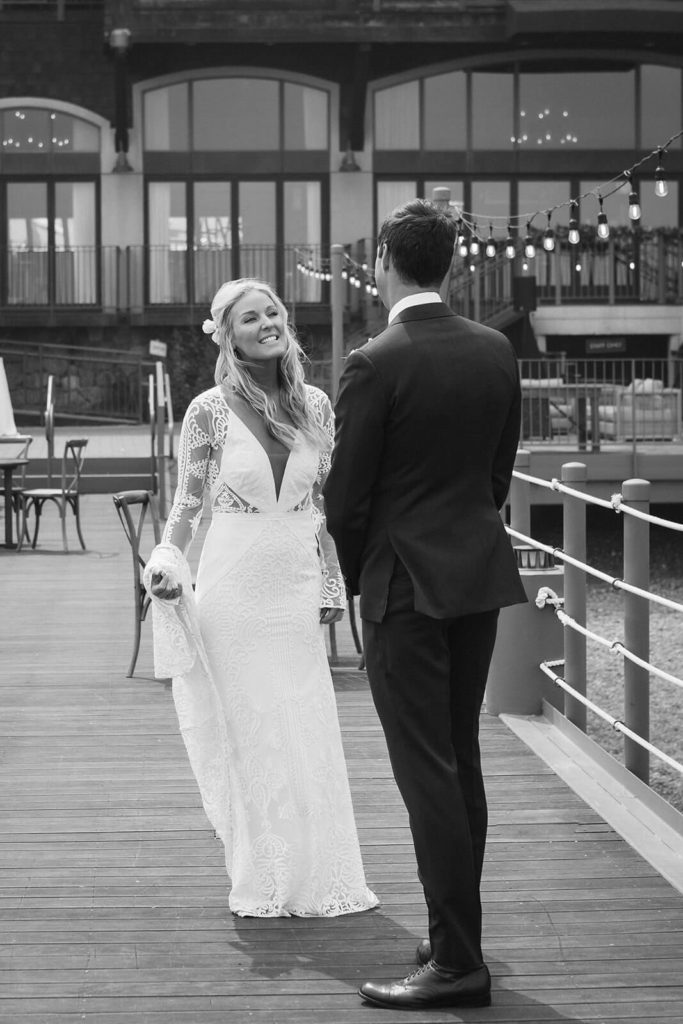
[112,490,162,678]
[0,434,33,546]
[18,438,88,552]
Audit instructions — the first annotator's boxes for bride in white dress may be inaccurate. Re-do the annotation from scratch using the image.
[144,278,378,918]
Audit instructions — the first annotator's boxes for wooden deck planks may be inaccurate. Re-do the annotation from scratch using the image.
[2,495,683,1022]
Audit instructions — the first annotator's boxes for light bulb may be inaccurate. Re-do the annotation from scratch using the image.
[628,190,641,220]
[505,233,516,259]
[543,215,555,252]
[597,198,609,240]
[458,237,469,258]
[655,150,669,197]
[655,165,669,197]
[469,236,480,256]
[524,225,536,259]
[569,202,581,244]
[486,236,496,258]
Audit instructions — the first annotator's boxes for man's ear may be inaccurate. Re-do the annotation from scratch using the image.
[378,243,391,271]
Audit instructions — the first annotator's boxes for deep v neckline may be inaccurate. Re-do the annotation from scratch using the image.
[226,402,295,502]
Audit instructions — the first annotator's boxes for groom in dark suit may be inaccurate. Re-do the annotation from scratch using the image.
[323,198,526,1010]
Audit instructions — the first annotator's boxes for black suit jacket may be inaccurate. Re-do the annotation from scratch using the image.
[323,301,527,623]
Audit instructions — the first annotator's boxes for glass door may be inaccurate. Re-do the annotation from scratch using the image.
[148,182,187,303]
[7,182,48,304]
[193,181,232,306]
[237,181,277,287]
[284,180,322,302]
[55,181,97,304]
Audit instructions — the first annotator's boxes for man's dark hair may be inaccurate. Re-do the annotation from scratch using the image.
[377,198,457,287]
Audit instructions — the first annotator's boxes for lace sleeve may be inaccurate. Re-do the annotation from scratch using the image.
[162,394,212,555]
[308,387,345,609]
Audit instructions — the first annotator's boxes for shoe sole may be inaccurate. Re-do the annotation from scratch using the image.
[358,989,492,1009]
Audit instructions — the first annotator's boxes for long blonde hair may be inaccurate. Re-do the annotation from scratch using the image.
[211,278,329,451]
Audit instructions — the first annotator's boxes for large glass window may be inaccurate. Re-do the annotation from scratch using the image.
[148,177,321,304]
[148,182,187,303]
[1,107,99,153]
[519,71,635,149]
[374,83,420,149]
[7,182,47,303]
[142,78,330,154]
[143,84,189,151]
[238,181,277,285]
[55,181,97,303]
[641,65,681,150]
[285,181,322,300]
[423,72,467,150]
[193,79,279,151]
[472,73,514,150]
[284,84,328,150]
[518,182,571,227]
[5,179,97,304]
[193,182,232,302]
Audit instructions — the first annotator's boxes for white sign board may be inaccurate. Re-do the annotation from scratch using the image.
[149,339,168,358]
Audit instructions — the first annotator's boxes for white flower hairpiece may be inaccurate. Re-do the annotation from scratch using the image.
[202,319,219,343]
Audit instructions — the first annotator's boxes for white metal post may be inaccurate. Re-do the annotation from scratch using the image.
[562,461,587,731]
[330,243,345,401]
[622,478,650,783]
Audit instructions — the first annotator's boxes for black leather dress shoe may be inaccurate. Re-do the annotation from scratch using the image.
[359,961,491,1009]
[416,938,431,965]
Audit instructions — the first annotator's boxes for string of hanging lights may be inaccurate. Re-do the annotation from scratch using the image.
[296,249,379,296]
[446,127,682,261]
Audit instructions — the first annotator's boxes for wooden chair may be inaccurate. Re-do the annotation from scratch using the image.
[112,490,161,678]
[18,438,88,552]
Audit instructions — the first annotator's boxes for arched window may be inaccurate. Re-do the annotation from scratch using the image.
[0,104,102,306]
[373,60,681,233]
[141,76,330,155]
[139,73,331,305]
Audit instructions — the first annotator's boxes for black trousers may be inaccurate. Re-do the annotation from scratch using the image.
[362,560,499,972]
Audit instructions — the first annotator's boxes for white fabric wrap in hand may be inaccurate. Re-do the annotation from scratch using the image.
[143,542,210,679]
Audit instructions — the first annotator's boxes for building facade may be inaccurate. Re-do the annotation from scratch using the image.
[1,0,683,415]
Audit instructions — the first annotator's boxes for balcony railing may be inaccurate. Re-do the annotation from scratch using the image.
[0,231,680,319]
[518,357,683,449]
[1,246,119,311]
[123,244,326,313]
[447,231,683,316]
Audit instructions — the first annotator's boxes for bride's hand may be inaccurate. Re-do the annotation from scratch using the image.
[320,607,344,625]
[150,570,183,601]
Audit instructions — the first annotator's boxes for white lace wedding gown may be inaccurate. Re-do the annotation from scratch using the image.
[144,384,378,918]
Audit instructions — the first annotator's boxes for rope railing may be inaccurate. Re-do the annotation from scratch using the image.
[539,659,683,778]
[514,467,683,530]
[506,525,683,615]
[537,587,683,694]
[506,450,683,789]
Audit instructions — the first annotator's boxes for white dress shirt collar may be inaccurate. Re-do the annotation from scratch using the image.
[387,291,443,325]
